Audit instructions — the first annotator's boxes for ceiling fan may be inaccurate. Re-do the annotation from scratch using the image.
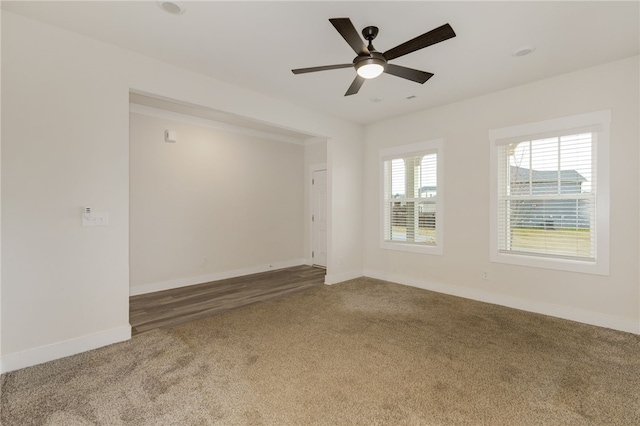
[292,18,456,96]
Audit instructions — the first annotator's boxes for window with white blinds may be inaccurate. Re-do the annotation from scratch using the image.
[380,139,443,255]
[490,111,610,275]
[497,132,595,259]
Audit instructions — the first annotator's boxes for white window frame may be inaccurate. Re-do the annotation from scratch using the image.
[489,110,610,275]
[380,139,444,255]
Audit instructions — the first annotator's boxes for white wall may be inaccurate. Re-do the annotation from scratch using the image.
[2,13,131,366]
[305,140,327,166]
[325,134,364,284]
[0,6,4,364]
[129,111,306,295]
[1,11,363,372]
[363,56,640,333]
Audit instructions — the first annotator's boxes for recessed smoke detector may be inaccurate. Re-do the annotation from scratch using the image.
[512,45,536,57]
[158,1,185,15]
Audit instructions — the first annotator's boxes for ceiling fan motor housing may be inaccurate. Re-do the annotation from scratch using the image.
[353,51,387,69]
[354,51,386,79]
[358,25,385,67]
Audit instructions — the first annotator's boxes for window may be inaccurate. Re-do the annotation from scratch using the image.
[490,111,610,275]
[380,139,443,254]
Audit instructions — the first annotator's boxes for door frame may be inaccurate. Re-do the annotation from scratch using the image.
[308,163,327,267]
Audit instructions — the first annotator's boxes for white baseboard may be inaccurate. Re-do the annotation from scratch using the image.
[0,325,131,374]
[325,269,363,285]
[130,258,307,296]
[363,269,639,335]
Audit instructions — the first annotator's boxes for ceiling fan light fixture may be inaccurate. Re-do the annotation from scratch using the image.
[355,58,385,79]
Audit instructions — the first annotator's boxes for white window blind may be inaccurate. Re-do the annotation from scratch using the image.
[383,151,438,246]
[496,132,595,260]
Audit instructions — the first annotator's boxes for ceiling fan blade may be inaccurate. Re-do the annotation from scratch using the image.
[345,75,365,96]
[329,18,370,56]
[384,63,434,84]
[383,23,456,61]
[292,64,353,74]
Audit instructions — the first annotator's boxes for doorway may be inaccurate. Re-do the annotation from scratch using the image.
[311,169,327,268]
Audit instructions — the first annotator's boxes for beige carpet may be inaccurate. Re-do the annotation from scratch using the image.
[2,277,640,425]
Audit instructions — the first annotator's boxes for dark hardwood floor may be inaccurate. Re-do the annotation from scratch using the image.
[129,265,326,335]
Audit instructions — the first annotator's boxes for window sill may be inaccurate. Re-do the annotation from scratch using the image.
[381,241,443,255]
[490,251,608,276]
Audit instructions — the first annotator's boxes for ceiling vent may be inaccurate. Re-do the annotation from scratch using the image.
[157,1,185,15]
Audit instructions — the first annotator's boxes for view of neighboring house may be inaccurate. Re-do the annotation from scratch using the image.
[509,166,590,229]
[419,185,437,198]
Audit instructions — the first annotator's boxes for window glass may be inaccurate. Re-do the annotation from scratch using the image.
[380,140,443,255]
[500,134,594,259]
[490,110,610,275]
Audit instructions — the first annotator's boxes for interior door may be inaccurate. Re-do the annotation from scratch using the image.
[312,169,327,268]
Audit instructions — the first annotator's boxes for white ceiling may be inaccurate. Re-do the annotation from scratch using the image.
[3,1,639,125]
